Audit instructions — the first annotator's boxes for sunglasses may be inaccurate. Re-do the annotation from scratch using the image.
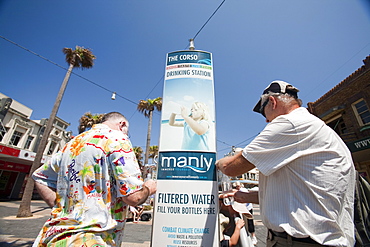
[259,98,269,118]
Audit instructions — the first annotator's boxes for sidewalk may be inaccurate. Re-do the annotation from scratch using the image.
[0,200,267,247]
[0,200,51,246]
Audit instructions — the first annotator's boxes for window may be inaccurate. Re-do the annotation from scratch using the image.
[327,117,347,135]
[56,121,66,129]
[353,99,370,126]
[9,130,23,146]
[24,136,34,150]
[0,126,7,142]
[47,141,58,155]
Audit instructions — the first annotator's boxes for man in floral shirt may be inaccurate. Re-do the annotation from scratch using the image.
[32,112,156,247]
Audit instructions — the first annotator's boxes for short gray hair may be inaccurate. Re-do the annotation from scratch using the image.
[101,112,127,123]
[261,92,302,107]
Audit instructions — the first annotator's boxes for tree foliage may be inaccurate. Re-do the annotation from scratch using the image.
[149,145,158,162]
[78,112,104,134]
[137,97,162,118]
[62,46,96,69]
[133,146,144,167]
[137,97,162,178]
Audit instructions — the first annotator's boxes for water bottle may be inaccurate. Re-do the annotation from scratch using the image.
[221,174,234,206]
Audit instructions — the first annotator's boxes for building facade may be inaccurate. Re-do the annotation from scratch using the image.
[308,55,370,181]
[0,92,72,199]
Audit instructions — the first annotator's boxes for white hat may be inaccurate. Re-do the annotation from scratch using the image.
[253,80,299,115]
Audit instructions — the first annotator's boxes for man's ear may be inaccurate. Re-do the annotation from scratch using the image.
[269,96,278,109]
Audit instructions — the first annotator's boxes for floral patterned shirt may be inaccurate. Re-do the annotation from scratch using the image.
[32,124,143,247]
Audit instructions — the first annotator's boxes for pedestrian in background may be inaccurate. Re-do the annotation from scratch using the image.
[32,112,156,246]
[234,182,258,245]
[219,195,246,247]
[217,81,355,246]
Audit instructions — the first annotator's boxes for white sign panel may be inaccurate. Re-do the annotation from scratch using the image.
[151,50,219,247]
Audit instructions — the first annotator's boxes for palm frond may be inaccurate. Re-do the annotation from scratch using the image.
[63,46,96,69]
[77,112,103,133]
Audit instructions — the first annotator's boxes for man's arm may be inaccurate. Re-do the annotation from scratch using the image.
[35,182,56,208]
[216,152,255,177]
[234,190,259,204]
[122,179,157,206]
[222,189,259,204]
[229,218,245,246]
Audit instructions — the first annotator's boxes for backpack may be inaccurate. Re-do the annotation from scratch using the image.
[354,171,370,247]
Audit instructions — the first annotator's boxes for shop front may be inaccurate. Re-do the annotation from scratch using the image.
[0,160,30,199]
[347,136,370,181]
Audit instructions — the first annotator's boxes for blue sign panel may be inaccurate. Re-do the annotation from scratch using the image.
[157,151,216,181]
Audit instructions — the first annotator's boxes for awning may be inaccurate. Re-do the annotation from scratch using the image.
[319,105,345,122]
[346,136,370,153]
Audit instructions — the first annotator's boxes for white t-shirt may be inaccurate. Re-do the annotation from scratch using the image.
[243,107,355,246]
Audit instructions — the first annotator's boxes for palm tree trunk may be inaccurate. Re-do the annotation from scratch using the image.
[17,62,74,217]
[143,110,153,179]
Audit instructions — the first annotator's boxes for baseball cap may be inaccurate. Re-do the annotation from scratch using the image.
[253,80,299,114]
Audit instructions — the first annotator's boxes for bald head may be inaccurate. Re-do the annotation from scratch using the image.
[102,112,126,123]
[101,112,129,134]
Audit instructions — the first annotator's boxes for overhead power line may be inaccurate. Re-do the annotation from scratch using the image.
[192,0,226,41]
[0,35,138,106]
[0,0,250,153]
[303,41,370,100]
[144,0,228,96]
[129,0,228,118]
[0,0,228,108]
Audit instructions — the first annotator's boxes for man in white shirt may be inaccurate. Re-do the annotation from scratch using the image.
[217,81,355,246]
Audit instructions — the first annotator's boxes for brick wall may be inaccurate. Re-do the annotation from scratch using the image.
[308,55,370,179]
[308,55,370,141]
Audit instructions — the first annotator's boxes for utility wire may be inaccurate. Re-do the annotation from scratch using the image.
[192,0,226,41]
[235,133,259,147]
[128,74,164,121]
[2,0,237,153]
[216,42,370,153]
[3,33,367,153]
[1,0,228,109]
[142,0,227,101]
[0,35,138,106]
[217,132,259,153]
[132,0,227,117]
[303,41,370,100]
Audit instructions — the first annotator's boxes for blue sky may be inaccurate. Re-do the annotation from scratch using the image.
[1,0,370,158]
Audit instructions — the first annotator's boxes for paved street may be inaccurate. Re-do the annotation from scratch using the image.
[0,200,267,247]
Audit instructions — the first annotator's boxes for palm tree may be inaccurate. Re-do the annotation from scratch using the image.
[78,112,104,134]
[149,145,159,164]
[133,146,144,172]
[17,46,96,217]
[137,97,162,178]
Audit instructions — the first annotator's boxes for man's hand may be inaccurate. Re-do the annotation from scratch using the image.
[123,179,157,206]
[143,179,157,195]
[215,152,255,177]
[219,190,237,199]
